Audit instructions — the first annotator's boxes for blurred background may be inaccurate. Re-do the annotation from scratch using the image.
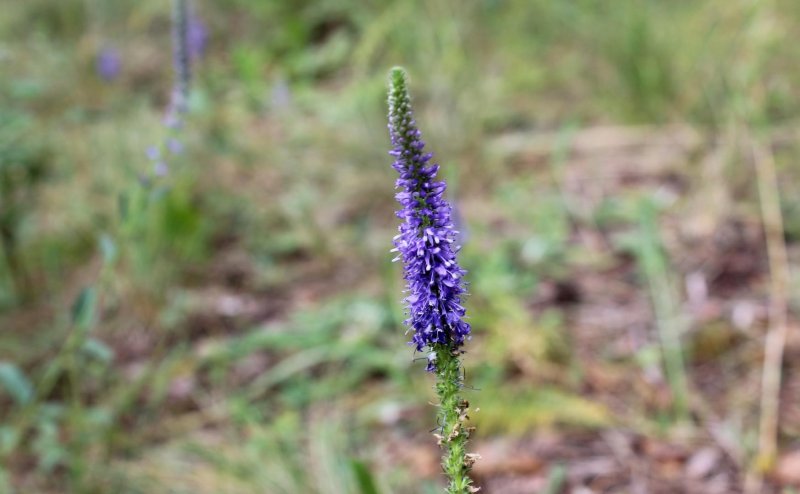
[2,0,800,492]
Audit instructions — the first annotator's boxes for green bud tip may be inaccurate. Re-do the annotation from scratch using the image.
[389,66,408,89]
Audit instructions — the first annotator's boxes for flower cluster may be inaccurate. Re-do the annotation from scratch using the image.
[388,68,470,368]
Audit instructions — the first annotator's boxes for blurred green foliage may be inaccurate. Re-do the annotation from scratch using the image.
[0,105,51,304]
[1,0,800,492]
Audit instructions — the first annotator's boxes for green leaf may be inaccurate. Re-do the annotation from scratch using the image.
[350,460,381,494]
[99,234,117,266]
[0,362,33,406]
[0,426,20,455]
[543,464,567,494]
[71,286,97,331]
[81,338,114,364]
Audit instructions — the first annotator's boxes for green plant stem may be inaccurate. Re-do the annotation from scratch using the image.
[433,344,475,494]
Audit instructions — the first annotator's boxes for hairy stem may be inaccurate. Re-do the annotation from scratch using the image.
[433,344,476,493]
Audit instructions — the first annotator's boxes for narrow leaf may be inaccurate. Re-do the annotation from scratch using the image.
[71,286,97,331]
[0,362,33,405]
[350,460,381,494]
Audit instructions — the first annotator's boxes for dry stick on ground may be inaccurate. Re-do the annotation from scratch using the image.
[745,138,790,494]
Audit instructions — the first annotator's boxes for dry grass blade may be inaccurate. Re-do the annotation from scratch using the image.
[746,137,790,494]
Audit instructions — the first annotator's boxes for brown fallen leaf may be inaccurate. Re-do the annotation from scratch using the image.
[643,438,688,462]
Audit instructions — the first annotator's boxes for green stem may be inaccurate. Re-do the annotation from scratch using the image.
[433,344,476,494]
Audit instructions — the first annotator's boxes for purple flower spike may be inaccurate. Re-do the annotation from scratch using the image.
[171,0,191,115]
[137,1,197,183]
[387,68,470,370]
[96,47,121,82]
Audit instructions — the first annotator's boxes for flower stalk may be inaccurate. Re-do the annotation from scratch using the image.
[170,0,191,118]
[434,345,478,493]
[387,67,478,493]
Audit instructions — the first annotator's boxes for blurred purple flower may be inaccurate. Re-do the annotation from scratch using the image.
[154,161,169,177]
[96,47,121,82]
[167,138,184,155]
[146,146,160,161]
[144,0,196,182]
[171,0,191,117]
[271,77,292,109]
[161,0,194,131]
[188,14,208,61]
